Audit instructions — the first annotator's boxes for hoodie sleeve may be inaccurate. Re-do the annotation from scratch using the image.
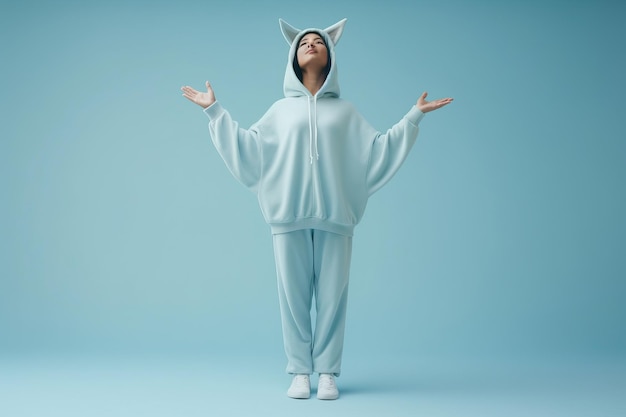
[204,101,262,193]
[366,105,425,196]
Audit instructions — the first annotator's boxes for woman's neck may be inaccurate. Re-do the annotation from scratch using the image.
[301,70,326,96]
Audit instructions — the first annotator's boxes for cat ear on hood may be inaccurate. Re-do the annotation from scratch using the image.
[324,18,347,46]
[279,18,348,46]
[279,18,301,45]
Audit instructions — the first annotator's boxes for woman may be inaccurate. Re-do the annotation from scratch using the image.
[181,18,452,400]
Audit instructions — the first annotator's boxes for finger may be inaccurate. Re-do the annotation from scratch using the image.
[182,88,198,98]
[417,91,428,105]
[434,99,453,109]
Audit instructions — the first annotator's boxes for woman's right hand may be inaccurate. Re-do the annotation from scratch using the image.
[181,81,216,108]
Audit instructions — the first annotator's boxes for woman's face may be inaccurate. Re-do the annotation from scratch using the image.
[296,32,328,74]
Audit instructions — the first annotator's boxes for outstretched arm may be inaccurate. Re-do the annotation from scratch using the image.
[181,81,216,108]
[180,81,261,191]
[366,92,453,195]
[416,92,453,113]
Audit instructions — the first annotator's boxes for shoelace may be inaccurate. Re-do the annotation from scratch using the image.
[293,375,309,387]
[320,375,335,388]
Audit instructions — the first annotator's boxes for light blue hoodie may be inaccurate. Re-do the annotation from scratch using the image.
[203,18,425,236]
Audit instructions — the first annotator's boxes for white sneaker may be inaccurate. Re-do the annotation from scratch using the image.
[317,373,339,400]
[287,374,310,399]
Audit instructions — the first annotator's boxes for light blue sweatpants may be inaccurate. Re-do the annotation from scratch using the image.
[272,229,352,377]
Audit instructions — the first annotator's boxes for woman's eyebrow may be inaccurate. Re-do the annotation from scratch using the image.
[300,36,323,43]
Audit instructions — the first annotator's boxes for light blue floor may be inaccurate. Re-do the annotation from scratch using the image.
[1,353,624,417]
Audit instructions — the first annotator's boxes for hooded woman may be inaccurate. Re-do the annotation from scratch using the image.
[181,18,453,400]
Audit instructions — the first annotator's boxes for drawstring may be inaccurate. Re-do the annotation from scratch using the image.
[313,97,319,162]
[307,98,313,164]
[307,96,319,164]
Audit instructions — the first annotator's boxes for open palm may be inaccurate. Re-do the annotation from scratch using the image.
[181,81,216,108]
[417,92,453,113]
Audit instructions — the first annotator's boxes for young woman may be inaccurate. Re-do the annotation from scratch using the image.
[181,18,452,400]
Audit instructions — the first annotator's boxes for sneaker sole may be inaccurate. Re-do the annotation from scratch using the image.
[287,391,310,399]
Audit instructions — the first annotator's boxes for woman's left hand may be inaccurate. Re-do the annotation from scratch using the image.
[417,92,453,113]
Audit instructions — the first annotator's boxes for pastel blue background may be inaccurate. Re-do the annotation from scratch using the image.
[1,0,624,416]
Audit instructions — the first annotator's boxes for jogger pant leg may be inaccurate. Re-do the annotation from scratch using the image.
[273,230,315,375]
[312,230,352,376]
[273,229,352,377]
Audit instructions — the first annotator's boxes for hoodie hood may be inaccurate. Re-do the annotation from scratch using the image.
[280,18,347,98]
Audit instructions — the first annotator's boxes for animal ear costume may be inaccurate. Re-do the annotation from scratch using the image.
[201,18,426,377]
[279,18,347,46]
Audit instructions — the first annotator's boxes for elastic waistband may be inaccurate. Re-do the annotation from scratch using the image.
[269,218,354,236]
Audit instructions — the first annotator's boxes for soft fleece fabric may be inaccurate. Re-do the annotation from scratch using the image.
[273,229,351,376]
[203,19,424,236]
